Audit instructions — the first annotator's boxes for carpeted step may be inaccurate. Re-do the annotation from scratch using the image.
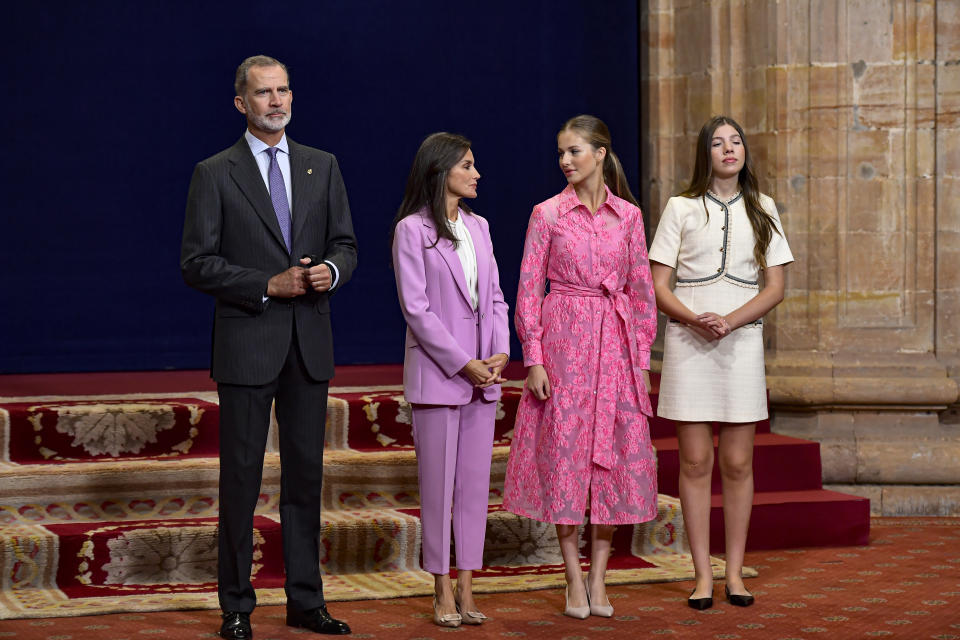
[0,496,693,599]
[1,380,771,462]
[326,383,773,449]
[707,489,871,552]
[6,378,766,462]
[0,394,222,463]
[0,456,226,515]
[653,432,823,495]
[0,448,512,516]
[322,388,520,451]
[0,388,515,460]
[319,446,510,510]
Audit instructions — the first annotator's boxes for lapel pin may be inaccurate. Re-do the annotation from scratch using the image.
[307,168,313,174]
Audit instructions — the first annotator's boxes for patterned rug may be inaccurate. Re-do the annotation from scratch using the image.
[0,494,741,619]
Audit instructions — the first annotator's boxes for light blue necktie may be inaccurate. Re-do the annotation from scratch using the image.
[266,147,292,252]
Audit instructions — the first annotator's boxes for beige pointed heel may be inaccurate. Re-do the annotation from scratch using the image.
[585,575,613,617]
[454,589,488,625]
[563,582,590,619]
[432,597,461,628]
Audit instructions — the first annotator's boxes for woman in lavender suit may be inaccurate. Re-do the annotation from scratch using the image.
[390,133,510,628]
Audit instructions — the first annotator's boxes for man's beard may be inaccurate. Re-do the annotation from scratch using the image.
[251,109,291,132]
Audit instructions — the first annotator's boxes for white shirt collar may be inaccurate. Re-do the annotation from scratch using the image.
[244,129,289,156]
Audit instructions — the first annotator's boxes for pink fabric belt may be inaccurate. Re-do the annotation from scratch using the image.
[549,279,651,469]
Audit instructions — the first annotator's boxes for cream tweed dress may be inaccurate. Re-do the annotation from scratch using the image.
[648,192,793,423]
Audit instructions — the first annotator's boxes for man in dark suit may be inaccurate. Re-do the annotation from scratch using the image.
[181,55,357,638]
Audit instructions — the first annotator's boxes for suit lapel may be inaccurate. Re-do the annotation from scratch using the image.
[422,215,472,307]
[463,213,489,310]
[288,139,311,250]
[227,138,288,253]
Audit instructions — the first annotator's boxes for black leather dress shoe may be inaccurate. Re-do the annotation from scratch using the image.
[725,585,755,607]
[287,605,351,635]
[219,611,252,639]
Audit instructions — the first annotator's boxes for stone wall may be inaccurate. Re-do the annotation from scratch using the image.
[640,0,960,515]
[937,1,960,388]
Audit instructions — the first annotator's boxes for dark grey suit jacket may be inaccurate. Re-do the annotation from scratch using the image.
[181,136,358,385]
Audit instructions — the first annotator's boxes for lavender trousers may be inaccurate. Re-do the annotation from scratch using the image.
[411,394,496,575]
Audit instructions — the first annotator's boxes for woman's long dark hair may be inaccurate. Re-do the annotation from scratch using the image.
[679,115,780,268]
[390,132,473,253]
[560,115,639,207]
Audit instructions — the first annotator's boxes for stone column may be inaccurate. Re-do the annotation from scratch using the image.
[937,1,960,401]
[640,0,960,515]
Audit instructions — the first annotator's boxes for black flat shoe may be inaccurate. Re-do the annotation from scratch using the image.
[287,604,352,635]
[219,611,252,639]
[725,585,755,607]
[687,590,713,610]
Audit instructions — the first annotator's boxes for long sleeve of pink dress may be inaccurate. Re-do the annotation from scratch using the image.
[503,185,659,525]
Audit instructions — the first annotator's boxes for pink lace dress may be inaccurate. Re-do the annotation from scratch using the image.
[502,185,659,525]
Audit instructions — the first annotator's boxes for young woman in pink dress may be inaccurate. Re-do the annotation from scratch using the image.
[502,115,658,619]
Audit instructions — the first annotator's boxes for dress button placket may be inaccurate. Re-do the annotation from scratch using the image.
[719,204,728,275]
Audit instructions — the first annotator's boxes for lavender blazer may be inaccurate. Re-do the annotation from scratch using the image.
[392,210,510,405]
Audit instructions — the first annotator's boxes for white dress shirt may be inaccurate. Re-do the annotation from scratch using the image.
[447,210,479,310]
[245,129,293,207]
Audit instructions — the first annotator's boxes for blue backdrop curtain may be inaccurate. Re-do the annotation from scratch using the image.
[1,0,639,373]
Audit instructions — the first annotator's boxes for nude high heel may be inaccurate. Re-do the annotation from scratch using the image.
[563,582,590,619]
[432,597,461,628]
[585,574,614,617]
[454,588,488,625]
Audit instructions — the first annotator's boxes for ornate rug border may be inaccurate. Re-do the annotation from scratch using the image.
[0,555,752,620]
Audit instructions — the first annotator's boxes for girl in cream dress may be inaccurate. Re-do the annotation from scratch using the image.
[649,116,792,611]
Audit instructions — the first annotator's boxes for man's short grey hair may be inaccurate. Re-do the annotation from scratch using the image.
[234,55,289,96]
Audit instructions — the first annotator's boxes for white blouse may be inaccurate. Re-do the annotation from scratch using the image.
[447,211,479,310]
[648,192,793,287]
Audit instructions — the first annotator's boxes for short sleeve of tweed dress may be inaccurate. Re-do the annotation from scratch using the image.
[647,197,683,268]
[762,197,794,268]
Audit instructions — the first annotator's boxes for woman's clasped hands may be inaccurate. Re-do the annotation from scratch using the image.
[461,353,509,388]
[690,312,732,341]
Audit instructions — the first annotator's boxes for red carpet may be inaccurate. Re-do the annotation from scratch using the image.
[0,517,953,639]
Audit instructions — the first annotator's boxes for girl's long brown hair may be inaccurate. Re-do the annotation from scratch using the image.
[680,115,780,268]
[560,115,639,207]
